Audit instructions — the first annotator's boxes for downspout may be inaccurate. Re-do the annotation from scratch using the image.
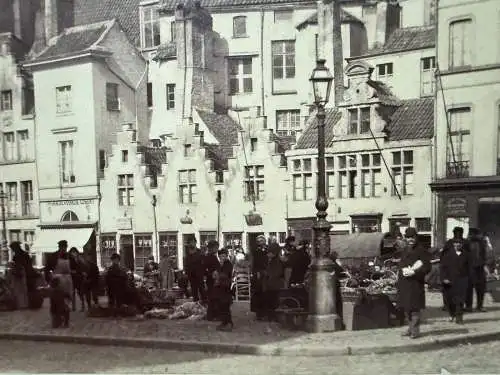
[182,17,188,120]
[32,112,43,266]
[260,8,265,118]
[431,0,440,247]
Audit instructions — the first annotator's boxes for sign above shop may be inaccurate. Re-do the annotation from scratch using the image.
[445,197,468,216]
[45,199,96,206]
[116,217,132,230]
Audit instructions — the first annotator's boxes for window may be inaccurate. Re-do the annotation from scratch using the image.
[233,16,247,37]
[416,218,432,232]
[61,210,79,221]
[215,170,224,184]
[392,150,414,196]
[21,180,33,216]
[274,10,293,22]
[421,57,436,97]
[9,230,21,242]
[352,216,381,233]
[449,19,472,68]
[178,169,197,203]
[166,84,175,109]
[170,21,176,42]
[292,158,313,201]
[276,109,300,136]
[135,234,153,271]
[22,86,34,115]
[147,82,153,107]
[338,155,357,198]
[447,108,471,177]
[122,150,128,162]
[360,153,382,198]
[244,165,264,201]
[140,4,160,49]
[272,41,295,79]
[228,58,252,95]
[200,231,217,253]
[100,234,117,268]
[55,85,72,113]
[223,232,243,253]
[250,138,257,152]
[118,174,134,206]
[59,140,74,184]
[106,83,119,111]
[389,218,411,236]
[159,232,178,262]
[326,156,335,198]
[347,107,371,135]
[184,144,192,157]
[1,90,12,111]
[3,132,15,160]
[5,182,17,217]
[17,130,29,160]
[377,63,393,80]
[24,231,35,245]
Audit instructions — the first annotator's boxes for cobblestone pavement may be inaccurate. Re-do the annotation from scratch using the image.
[0,292,499,350]
[1,340,499,374]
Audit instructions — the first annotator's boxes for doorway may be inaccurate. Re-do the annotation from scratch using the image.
[478,203,500,257]
[120,235,134,272]
[183,233,196,257]
[247,232,264,253]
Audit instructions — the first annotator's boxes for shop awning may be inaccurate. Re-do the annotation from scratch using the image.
[330,232,386,259]
[32,227,94,253]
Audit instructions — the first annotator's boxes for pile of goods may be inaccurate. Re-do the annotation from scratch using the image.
[365,277,397,295]
[144,301,206,320]
[137,287,176,309]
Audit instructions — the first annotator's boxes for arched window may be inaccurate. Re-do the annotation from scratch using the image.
[61,210,79,222]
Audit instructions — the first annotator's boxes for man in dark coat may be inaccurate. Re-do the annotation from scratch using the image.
[288,240,311,287]
[206,248,234,322]
[250,234,268,320]
[204,240,221,301]
[183,237,205,303]
[44,240,78,283]
[440,232,472,324]
[105,253,128,310]
[441,227,467,311]
[81,252,100,309]
[397,227,431,339]
[465,228,488,312]
[263,243,285,322]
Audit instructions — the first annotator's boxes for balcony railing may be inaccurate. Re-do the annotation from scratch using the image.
[446,161,470,178]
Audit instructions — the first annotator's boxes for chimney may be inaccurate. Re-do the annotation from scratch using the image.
[13,0,21,40]
[44,0,58,42]
[175,2,215,132]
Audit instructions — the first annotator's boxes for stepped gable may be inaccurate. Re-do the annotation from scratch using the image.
[137,145,169,187]
[74,0,141,46]
[366,80,402,107]
[153,42,177,61]
[271,133,295,154]
[29,20,113,62]
[296,8,363,30]
[295,109,342,149]
[386,97,434,141]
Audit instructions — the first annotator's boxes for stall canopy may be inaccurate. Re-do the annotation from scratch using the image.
[330,232,386,259]
[32,228,94,254]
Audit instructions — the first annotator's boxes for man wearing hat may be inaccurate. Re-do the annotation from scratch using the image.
[250,235,268,320]
[183,236,206,303]
[441,227,467,311]
[397,227,431,339]
[105,253,128,310]
[204,240,221,300]
[44,240,77,299]
[262,243,285,321]
[465,228,489,312]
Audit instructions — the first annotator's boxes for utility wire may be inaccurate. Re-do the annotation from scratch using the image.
[436,63,457,165]
[236,110,256,211]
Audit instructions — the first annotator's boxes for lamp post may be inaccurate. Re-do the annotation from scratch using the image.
[306,59,343,333]
[152,195,159,261]
[216,190,222,242]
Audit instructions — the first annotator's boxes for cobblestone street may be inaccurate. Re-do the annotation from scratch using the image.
[1,340,500,374]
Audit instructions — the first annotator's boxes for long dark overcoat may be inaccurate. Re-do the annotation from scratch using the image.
[440,249,471,305]
[250,247,268,313]
[397,245,431,311]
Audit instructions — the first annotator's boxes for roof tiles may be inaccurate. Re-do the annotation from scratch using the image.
[196,109,241,148]
[295,109,342,149]
[386,97,434,141]
[296,9,363,29]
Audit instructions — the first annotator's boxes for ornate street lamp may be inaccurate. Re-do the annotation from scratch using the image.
[305,59,343,332]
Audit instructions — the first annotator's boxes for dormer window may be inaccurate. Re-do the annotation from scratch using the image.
[347,107,371,135]
[233,16,247,38]
[376,63,393,80]
[215,170,224,183]
[1,90,12,111]
[274,9,293,23]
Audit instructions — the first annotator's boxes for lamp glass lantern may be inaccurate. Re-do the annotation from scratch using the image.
[309,59,333,106]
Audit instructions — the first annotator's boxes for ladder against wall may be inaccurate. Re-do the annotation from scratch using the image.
[233,263,251,302]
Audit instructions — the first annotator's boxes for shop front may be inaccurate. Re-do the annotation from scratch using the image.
[432,178,500,249]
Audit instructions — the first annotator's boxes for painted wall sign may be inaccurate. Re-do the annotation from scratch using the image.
[445,197,468,216]
[116,217,133,230]
[46,199,96,206]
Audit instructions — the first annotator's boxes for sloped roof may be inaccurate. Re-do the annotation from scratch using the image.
[386,98,434,141]
[271,133,295,154]
[203,143,232,169]
[295,109,342,149]
[353,26,435,58]
[296,9,363,30]
[153,42,177,61]
[160,0,315,12]
[74,0,141,46]
[196,109,241,147]
[32,20,113,62]
[366,80,401,107]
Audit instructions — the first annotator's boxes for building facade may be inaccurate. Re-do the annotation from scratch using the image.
[430,0,500,248]
[286,61,434,246]
[24,19,147,265]
[0,33,38,264]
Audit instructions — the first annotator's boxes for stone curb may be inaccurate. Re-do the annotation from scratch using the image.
[1,330,499,357]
